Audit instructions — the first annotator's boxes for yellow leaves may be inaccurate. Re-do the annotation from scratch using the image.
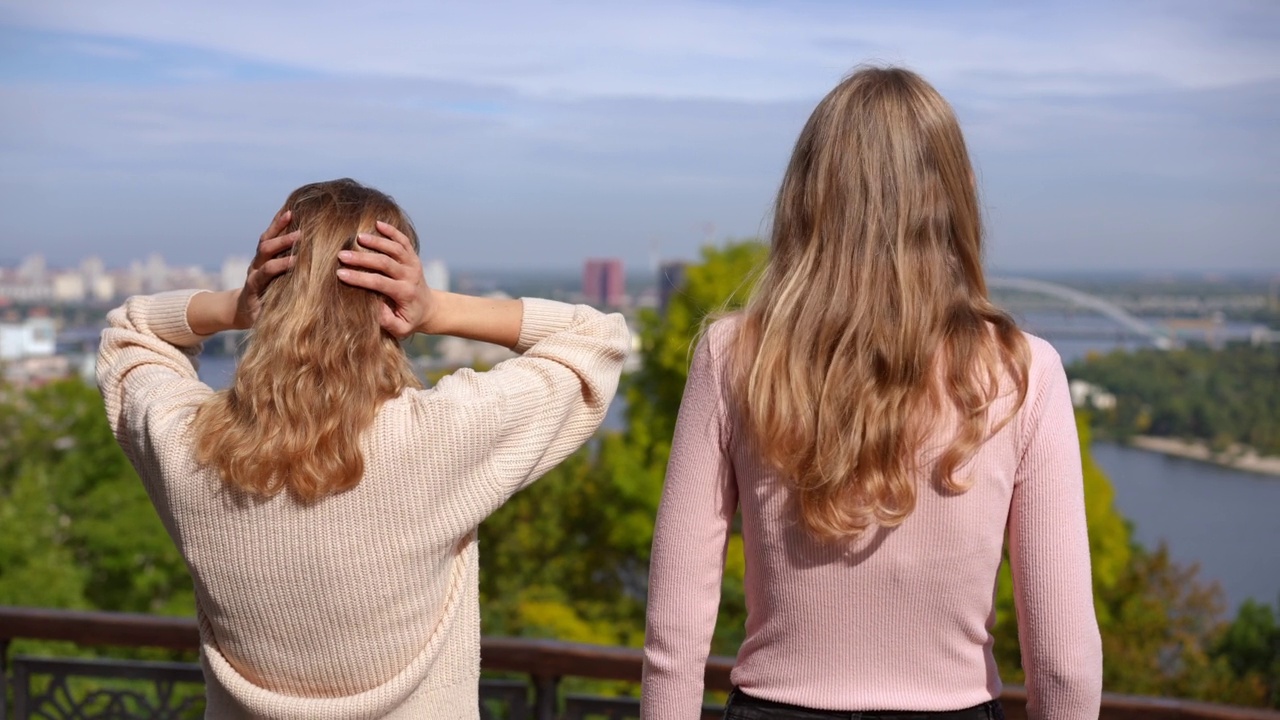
[723,533,745,583]
[514,597,620,647]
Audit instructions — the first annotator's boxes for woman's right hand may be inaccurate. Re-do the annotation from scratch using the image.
[336,220,437,339]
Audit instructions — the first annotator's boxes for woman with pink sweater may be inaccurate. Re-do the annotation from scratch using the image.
[98,179,629,718]
[641,68,1102,719]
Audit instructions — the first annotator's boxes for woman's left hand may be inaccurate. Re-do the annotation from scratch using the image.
[336,220,435,339]
[234,209,299,329]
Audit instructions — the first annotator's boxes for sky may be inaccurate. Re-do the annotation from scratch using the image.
[0,0,1277,274]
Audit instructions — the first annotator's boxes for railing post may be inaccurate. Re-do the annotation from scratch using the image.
[10,661,24,720]
[1,638,9,720]
[532,674,560,720]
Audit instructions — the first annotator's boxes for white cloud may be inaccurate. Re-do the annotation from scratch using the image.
[0,1,1276,271]
[1,0,1276,101]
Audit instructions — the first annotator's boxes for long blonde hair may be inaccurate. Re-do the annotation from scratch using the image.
[732,67,1030,540]
[193,179,423,501]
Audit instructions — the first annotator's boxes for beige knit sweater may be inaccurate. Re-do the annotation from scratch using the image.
[97,290,630,719]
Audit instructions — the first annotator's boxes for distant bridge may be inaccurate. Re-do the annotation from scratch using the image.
[988,276,1177,350]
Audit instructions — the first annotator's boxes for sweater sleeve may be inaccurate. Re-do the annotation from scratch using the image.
[640,330,738,719]
[96,290,217,473]
[417,298,630,519]
[1008,345,1103,719]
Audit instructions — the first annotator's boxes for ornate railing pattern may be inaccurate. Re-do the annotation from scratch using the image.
[2,606,1277,720]
[10,656,205,719]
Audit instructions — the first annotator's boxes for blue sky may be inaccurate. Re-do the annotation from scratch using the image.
[0,0,1276,273]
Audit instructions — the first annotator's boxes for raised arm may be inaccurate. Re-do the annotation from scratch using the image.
[336,220,523,348]
[337,222,630,520]
[1008,345,1103,719]
[640,329,738,719]
[98,211,298,466]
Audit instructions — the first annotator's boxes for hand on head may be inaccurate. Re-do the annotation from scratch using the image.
[336,220,437,339]
[235,209,299,329]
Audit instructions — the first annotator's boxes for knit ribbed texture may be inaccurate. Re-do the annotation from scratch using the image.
[640,318,1102,720]
[97,291,630,720]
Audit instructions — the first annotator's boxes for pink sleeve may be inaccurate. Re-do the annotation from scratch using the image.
[1008,347,1103,719]
[641,332,738,719]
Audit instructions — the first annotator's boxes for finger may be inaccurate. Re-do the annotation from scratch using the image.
[257,230,300,262]
[337,249,399,277]
[244,256,295,293]
[380,305,412,339]
[336,268,398,296]
[374,220,417,257]
[354,232,411,264]
[259,209,292,243]
[258,255,295,279]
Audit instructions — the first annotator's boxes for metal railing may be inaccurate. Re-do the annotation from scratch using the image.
[2,606,1276,720]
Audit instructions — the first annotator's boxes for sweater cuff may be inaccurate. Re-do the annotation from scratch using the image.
[513,298,577,354]
[151,290,216,348]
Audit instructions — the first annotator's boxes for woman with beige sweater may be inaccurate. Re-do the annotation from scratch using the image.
[97,178,630,718]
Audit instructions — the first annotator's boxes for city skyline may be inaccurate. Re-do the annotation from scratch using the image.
[1,1,1277,272]
[5,248,1280,286]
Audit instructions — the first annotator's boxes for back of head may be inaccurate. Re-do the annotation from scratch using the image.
[733,66,1030,539]
[194,179,422,501]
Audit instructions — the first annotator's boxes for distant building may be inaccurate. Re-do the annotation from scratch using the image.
[89,275,115,303]
[144,254,168,293]
[1069,379,1116,411]
[657,261,688,314]
[0,314,70,385]
[423,259,450,293]
[52,272,86,303]
[17,255,46,283]
[0,276,53,304]
[117,262,145,297]
[81,256,114,302]
[222,256,251,291]
[583,258,625,307]
[0,316,56,360]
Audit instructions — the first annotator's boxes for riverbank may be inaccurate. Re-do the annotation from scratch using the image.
[1126,435,1280,478]
[1092,440,1280,610]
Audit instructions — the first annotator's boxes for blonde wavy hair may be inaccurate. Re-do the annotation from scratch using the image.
[732,67,1030,540]
[193,179,423,501]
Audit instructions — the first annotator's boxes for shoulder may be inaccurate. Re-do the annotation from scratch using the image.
[699,314,744,357]
[1021,331,1061,364]
[1020,331,1067,388]
[686,314,746,382]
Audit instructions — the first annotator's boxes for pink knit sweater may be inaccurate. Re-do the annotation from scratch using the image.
[641,318,1102,719]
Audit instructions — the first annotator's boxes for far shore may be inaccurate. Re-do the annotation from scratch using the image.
[1121,435,1280,478]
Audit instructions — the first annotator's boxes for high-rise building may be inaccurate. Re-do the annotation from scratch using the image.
[423,259,450,293]
[17,255,46,283]
[657,261,688,315]
[222,256,251,291]
[80,256,105,281]
[52,272,86,303]
[582,258,625,307]
[144,254,168,293]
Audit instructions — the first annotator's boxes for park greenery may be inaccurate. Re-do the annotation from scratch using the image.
[1066,344,1280,456]
[1,240,1277,708]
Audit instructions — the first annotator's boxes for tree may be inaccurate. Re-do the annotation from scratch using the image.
[478,241,766,653]
[1213,598,1280,707]
[1067,345,1280,456]
[626,241,767,467]
[0,378,194,616]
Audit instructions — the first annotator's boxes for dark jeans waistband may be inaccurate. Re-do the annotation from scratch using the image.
[725,689,1005,720]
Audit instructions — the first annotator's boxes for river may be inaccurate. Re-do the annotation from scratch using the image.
[195,318,1279,611]
[1090,442,1279,610]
